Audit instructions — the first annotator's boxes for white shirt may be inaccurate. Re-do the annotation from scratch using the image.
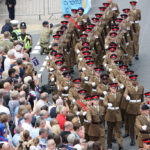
[0,105,10,115]
[15,51,23,59]
[22,122,33,132]
[4,57,11,71]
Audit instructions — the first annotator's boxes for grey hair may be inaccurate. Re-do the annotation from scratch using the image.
[7,50,15,57]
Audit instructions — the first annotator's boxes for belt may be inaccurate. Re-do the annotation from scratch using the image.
[92,122,102,124]
[62,93,68,96]
[135,21,139,24]
[100,97,104,101]
[84,81,89,84]
[108,106,119,110]
[130,99,141,103]
[92,89,97,92]
[84,119,89,123]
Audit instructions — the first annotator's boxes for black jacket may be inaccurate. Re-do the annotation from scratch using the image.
[5,0,16,6]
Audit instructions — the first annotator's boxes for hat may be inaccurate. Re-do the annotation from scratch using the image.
[78,7,84,12]
[125,70,134,76]
[110,54,117,60]
[114,60,123,66]
[82,42,89,46]
[52,43,58,47]
[103,3,110,7]
[109,42,118,48]
[109,83,118,88]
[110,32,117,38]
[81,33,88,39]
[55,53,63,59]
[130,1,137,6]
[141,104,149,110]
[120,65,128,70]
[129,74,138,80]
[92,95,99,100]
[92,17,99,22]
[85,28,92,32]
[78,89,87,95]
[0,122,6,136]
[42,21,49,26]
[108,47,117,52]
[60,25,68,31]
[81,46,89,51]
[112,26,119,31]
[145,92,150,98]
[142,138,150,144]
[50,50,57,56]
[86,61,94,66]
[20,22,27,29]
[101,74,109,79]
[121,14,128,19]
[67,134,76,143]
[73,78,81,84]
[95,13,103,18]
[64,14,71,18]
[61,21,69,25]
[53,34,60,39]
[87,23,95,28]
[10,20,19,26]
[122,8,130,13]
[71,9,78,13]
[55,60,63,66]
[63,72,71,78]
[84,56,93,61]
[56,30,64,36]
[85,96,92,101]
[60,66,68,72]
[115,18,123,23]
[94,67,104,72]
[99,7,107,11]
[82,51,91,56]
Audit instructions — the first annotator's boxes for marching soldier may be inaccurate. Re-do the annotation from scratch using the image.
[139,138,150,150]
[40,21,53,55]
[129,1,141,60]
[124,74,144,146]
[135,104,150,148]
[86,95,105,150]
[104,83,123,150]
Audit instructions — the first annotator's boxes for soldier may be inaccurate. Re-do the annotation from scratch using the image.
[18,22,32,55]
[140,138,150,150]
[86,95,105,150]
[129,1,141,60]
[40,21,53,55]
[135,104,150,148]
[104,83,123,150]
[124,74,144,146]
[10,20,20,41]
[144,92,150,107]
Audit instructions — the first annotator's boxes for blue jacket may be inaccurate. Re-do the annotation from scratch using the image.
[1,23,13,34]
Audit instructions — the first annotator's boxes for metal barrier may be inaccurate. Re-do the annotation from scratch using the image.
[0,0,45,16]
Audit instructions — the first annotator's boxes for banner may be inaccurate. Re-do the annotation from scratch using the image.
[61,0,91,15]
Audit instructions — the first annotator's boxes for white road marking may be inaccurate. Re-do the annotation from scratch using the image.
[34,46,41,50]
[31,50,40,54]
[38,73,42,78]
[45,56,49,60]
[40,67,45,72]
[43,61,47,66]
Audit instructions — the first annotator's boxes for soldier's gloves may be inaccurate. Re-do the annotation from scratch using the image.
[84,77,88,81]
[82,67,86,71]
[103,91,107,95]
[104,64,107,67]
[79,58,83,61]
[51,78,55,82]
[105,46,109,49]
[50,68,54,71]
[83,112,87,116]
[126,42,129,46]
[92,82,96,87]
[76,112,80,116]
[109,68,112,72]
[77,49,80,54]
[64,86,69,90]
[142,125,147,131]
[103,55,106,59]
[108,103,113,107]
[112,78,116,82]
[112,7,117,10]
[72,99,76,104]
[120,84,124,89]
[126,95,131,101]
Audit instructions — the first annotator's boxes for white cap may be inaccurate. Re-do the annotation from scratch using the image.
[10,20,19,25]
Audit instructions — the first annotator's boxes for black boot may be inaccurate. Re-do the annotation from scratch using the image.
[112,136,116,143]
[123,133,129,138]
[135,55,139,60]
[119,147,123,150]
[130,140,135,146]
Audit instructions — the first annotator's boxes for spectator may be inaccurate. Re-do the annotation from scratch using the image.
[56,106,68,130]
[3,82,11,107]
[1,19,13,34]
[0,31,13,49]
[0,47,6,71]
[46,138,56,150]
[51,124,61,135]
[14,44,23,59]
[0,122,8,142]
[67,134,76,149]
[12,126,21,147]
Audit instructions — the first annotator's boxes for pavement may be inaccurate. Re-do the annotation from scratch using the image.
[1,0,150,149]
